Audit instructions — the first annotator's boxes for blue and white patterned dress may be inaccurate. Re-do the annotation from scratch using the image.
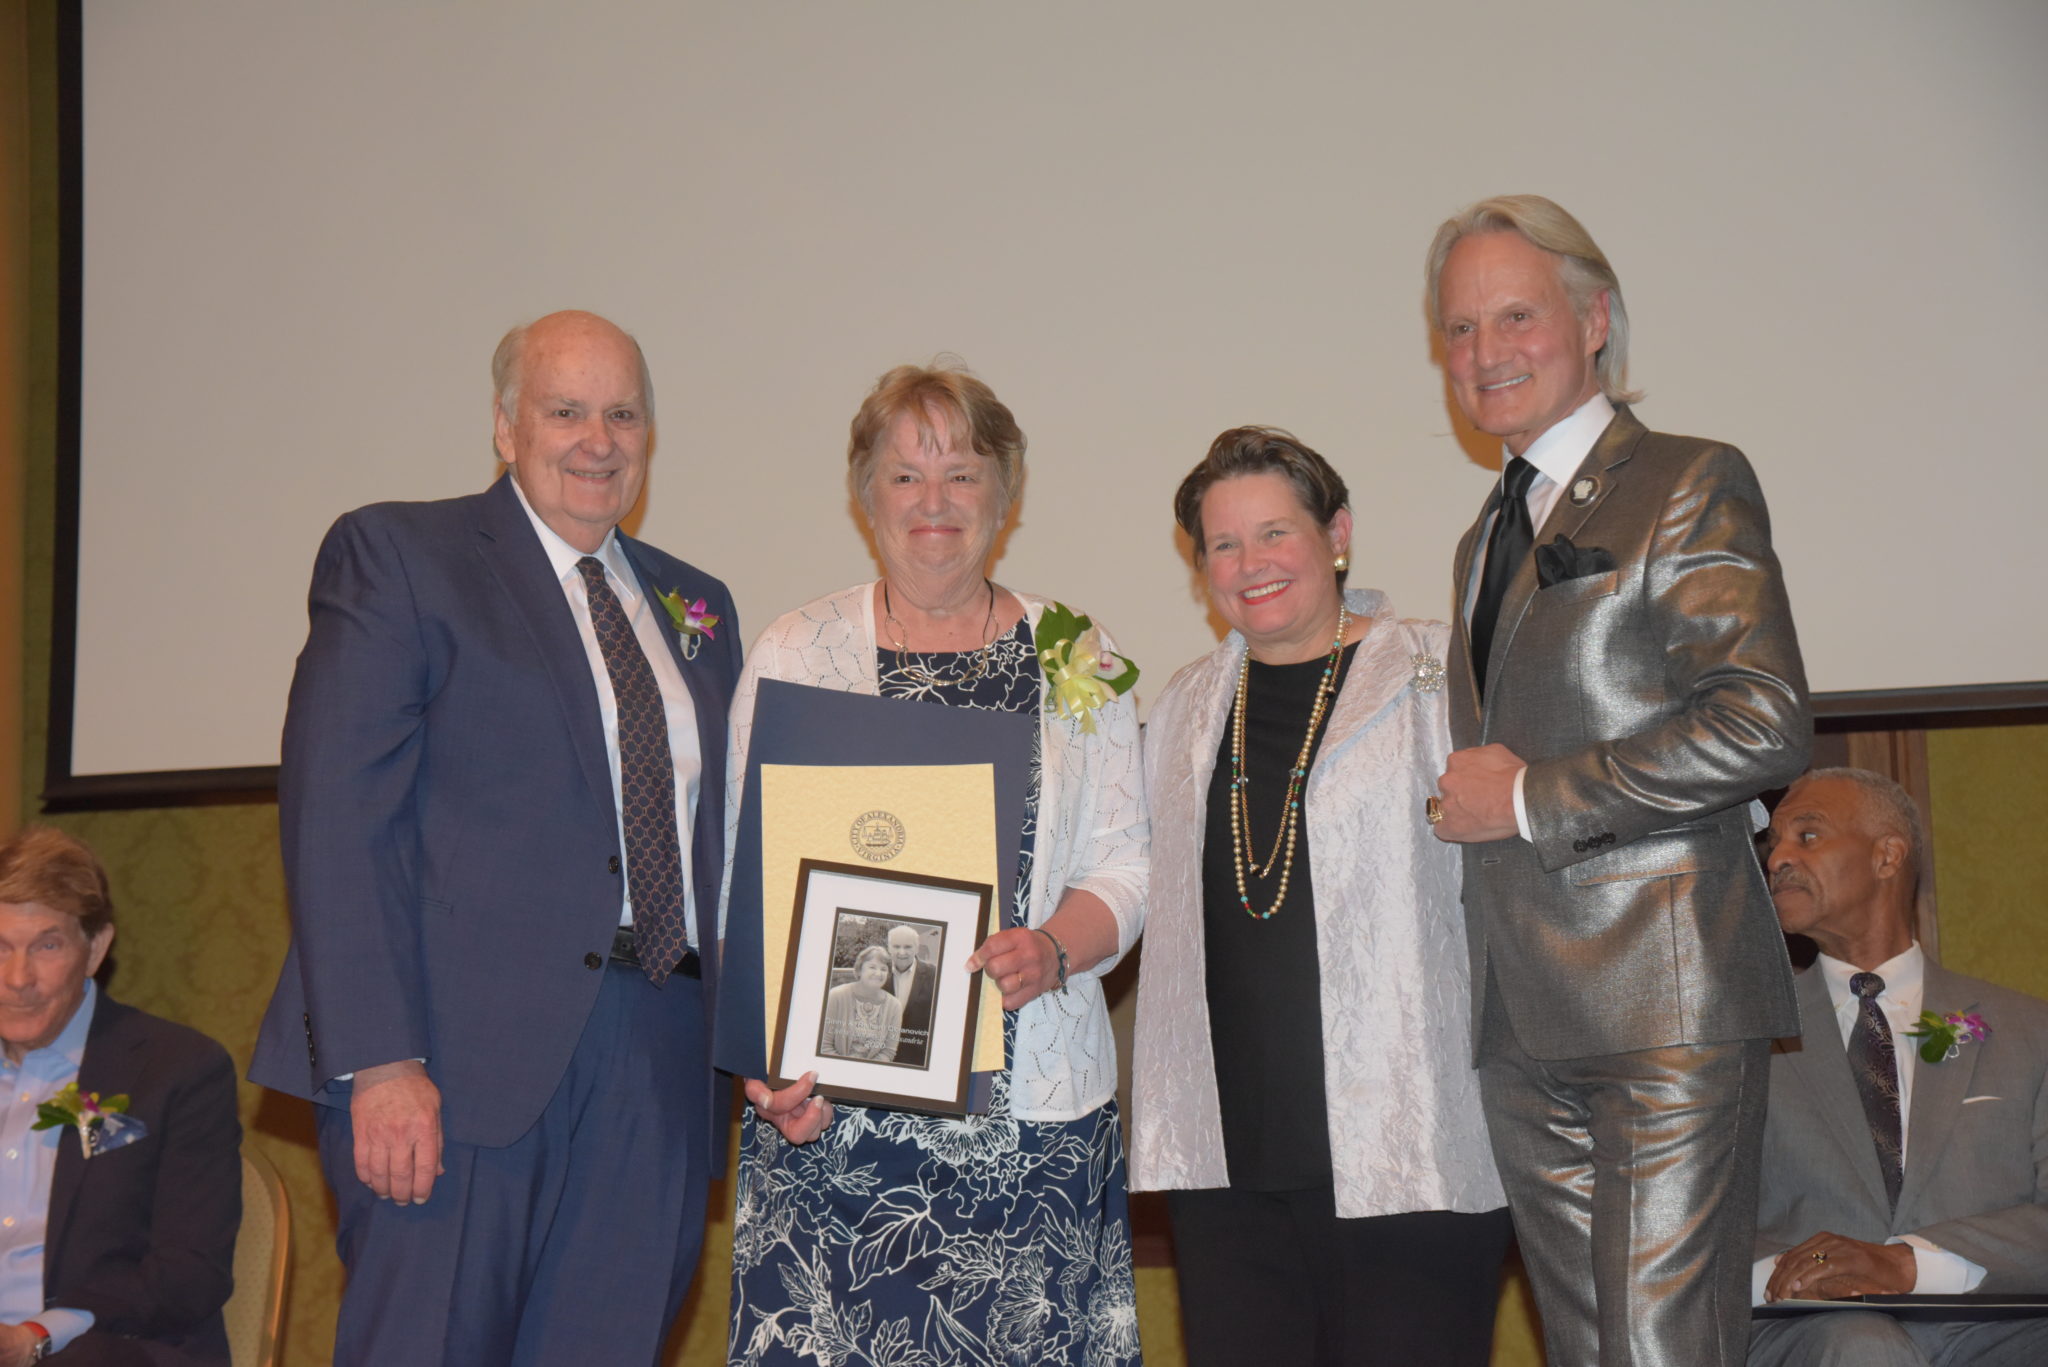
[729,623,1143,1367]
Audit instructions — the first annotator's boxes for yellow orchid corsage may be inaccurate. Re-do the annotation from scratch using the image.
[1035,602,1139,734]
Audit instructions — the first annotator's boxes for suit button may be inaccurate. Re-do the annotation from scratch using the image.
[584,952,603,970]
[1572,838,1587,854]
[607,855,621,875]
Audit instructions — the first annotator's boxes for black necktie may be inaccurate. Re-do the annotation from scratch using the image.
[1470,456,1539,698]
[1849,971,1904,1208]
[576,556,689,985]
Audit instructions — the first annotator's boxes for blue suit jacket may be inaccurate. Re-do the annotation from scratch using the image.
[250,475,738,1152]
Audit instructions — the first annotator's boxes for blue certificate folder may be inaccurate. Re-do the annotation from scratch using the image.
[712,678,1034,1111]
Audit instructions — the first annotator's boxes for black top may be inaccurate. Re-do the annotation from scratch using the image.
[1201,641,1358,1190]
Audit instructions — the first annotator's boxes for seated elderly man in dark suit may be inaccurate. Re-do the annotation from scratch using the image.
[0,827,240,1367]
[1751,768,2048,1367]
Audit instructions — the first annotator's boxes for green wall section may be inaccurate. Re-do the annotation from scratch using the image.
[1929,725,2048,998]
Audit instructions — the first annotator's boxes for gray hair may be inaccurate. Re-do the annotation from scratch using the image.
[1801,766,1928,896]
[490,316,656,428]
[1425,194,1643,405]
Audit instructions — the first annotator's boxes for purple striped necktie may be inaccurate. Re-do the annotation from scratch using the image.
[577,556,688,985]
[1848,971,1904,1208]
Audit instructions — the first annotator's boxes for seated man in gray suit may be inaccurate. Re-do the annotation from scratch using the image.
[1751,768,2048,1366]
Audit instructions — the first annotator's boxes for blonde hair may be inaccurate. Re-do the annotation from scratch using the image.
[0,827,114,938]
[1425,195,1642,404]
[845,360,1026,516]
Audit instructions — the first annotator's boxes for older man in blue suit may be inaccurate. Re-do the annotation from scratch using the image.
[251,311,739,1366]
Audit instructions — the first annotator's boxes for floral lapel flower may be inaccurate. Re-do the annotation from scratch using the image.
[657,588,721,661]
[1035,602,1139,735]
[1904,1009,1991,1064]
[32,1082,147,1159]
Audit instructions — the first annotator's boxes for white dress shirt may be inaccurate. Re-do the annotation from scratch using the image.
[0,983,99,1352]
[512,480,702,943]
[1749,944,1987,1303]
[1458,393,1614,841]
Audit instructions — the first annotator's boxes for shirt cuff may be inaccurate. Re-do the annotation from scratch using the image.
[1512,765,1533,842]
[332,1057,428,1084]
[1892,1235,1988,1293]
[1750,1253,1776,1307]
[29,1308,95,1352]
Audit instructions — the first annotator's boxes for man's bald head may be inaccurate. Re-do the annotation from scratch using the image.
[886,926,920,974]
[492,311,653,430]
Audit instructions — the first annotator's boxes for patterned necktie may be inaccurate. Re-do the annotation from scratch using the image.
[576,556,688,985]
[1848,971,1904,1208]
[1471,456,1539,699]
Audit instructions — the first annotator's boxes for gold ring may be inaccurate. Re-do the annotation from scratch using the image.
[1426,796,1445,826]
[1810,1250,1828,1262]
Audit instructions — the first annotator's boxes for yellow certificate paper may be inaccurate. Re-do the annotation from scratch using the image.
[760,763,1007,1074]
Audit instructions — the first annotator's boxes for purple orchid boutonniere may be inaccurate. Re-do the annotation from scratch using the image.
[31,1082,148,1158]
[656,589,720,661]
[1904,1009,1991,1064]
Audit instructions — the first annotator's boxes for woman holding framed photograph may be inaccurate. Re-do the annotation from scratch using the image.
[723,362,1150,1367]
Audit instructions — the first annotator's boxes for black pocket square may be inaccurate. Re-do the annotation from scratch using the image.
[1535,535,1616,589]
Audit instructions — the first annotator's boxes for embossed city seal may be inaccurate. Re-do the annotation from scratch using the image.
[849,809,907,863]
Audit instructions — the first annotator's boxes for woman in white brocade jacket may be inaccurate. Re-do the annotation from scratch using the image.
[1130,427,1508,1367]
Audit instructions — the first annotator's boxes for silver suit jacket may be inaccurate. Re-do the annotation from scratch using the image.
[1449,407,1810,1060]
[1757,963,2048,1293]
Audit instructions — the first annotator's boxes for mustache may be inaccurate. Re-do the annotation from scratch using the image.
[1768,868,1809,895]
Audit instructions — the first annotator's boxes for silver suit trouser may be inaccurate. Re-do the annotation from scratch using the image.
[1478,982,1771,1367]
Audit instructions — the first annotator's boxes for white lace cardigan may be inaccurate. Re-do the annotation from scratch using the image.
[718,581,1150,1123]
[1129,589,1503,1217]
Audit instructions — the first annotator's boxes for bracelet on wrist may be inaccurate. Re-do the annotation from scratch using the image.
[1032,926,1069,992]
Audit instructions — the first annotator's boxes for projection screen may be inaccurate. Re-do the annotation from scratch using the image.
[49,0,2048,800]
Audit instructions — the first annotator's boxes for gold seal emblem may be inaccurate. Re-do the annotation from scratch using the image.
[849,809,907,863]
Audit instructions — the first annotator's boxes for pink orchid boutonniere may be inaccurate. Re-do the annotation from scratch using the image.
[656,589,720,661]
[31,1082,147,1158]
[1904,1009,1991,1064]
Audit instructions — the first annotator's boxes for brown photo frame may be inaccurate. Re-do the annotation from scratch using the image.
[770,858,992,1114]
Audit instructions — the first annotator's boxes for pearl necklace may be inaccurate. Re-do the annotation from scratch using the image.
[1228,606,1349,920]
[882,579,998,687]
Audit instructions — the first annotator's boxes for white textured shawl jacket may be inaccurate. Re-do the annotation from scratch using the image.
[1129,590,1503,1218]
[720,582,1150,1122]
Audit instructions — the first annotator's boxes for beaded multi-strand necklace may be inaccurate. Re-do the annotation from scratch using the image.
[1227,605,1349,919]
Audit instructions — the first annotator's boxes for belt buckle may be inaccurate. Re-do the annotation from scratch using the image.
[609,927,701,979]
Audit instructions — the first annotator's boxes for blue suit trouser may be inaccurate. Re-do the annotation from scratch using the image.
[318,963,711,1367]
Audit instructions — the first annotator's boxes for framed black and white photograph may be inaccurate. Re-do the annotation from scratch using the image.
[772,859,991,1113]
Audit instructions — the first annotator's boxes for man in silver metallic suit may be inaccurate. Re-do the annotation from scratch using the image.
[1428,195,1812,1367]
